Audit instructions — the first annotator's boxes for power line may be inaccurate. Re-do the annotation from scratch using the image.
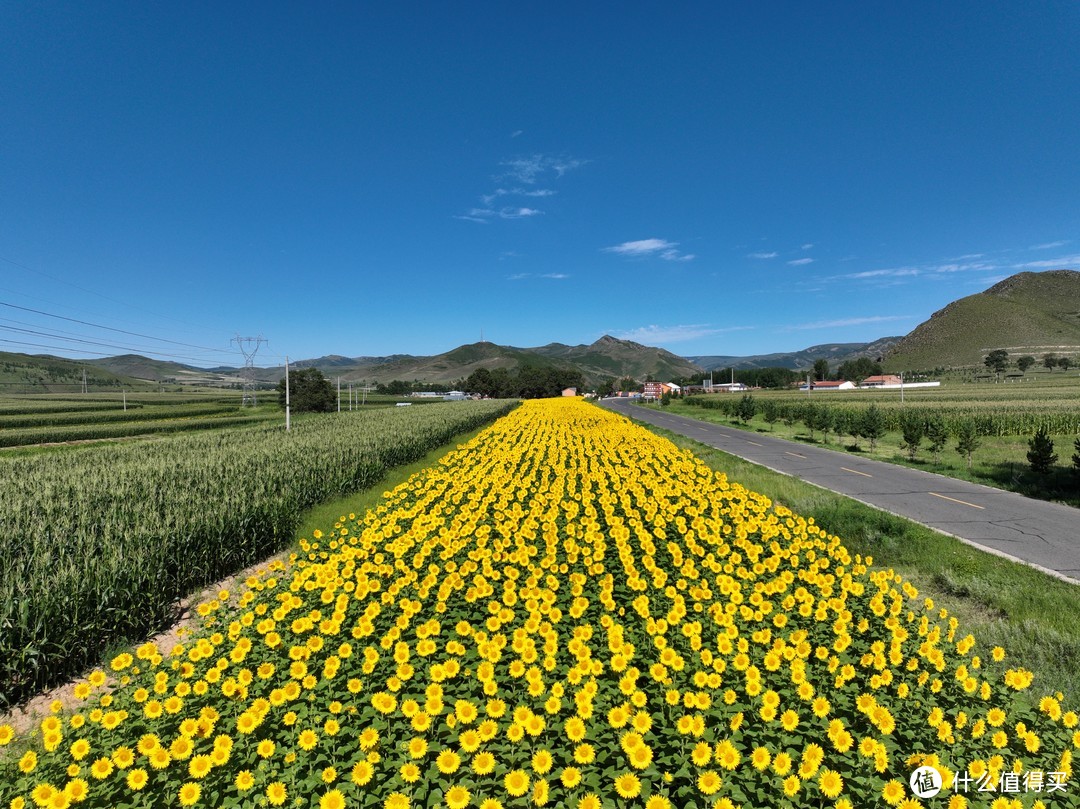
[0,323,231,365]
[0,299,234,355]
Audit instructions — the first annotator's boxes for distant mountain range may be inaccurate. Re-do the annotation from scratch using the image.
[241,336,705,388]
[688,337,902,373]
[3,270,1077,393]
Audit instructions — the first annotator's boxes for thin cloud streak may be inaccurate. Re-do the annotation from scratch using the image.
[1014,253,1080,269]
[787,257,814,266]
[604,238,694,261]
[507,272,570,281]
[788,315,913,330]
[748,251,778,259]
[611,323,754,344]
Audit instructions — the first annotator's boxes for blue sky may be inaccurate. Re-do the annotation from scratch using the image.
[2,2,1079,368]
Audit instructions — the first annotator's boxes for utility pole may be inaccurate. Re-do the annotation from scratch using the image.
[122,388,127,412]
[285,356,291,432]
[82,368,87,394]
[232,335,267,406]
[900,372,904,404]
[337,377,341,412]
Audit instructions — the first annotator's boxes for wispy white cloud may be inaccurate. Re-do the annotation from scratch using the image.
[461,206,543,222]
[661,249,695,262]
[932,261,996,273]
[499,154,587,184]
[481,188,556,205]
[503,207,542,219]
[1014,253,1080,269]
[605,238,673,256]
[611,323,754,344]
[1031,240,1069,250]
[788,315,913,330]
[459,153,583,223]
[510,129,523,138]
[801,243,814,250]
[507,272,570,281]
[787,257,814,266]
[748,251,778,259]
[844,268,921,279]
[604,238,694,261]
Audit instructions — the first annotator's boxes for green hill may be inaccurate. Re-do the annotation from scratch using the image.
[0,351,147,393]
[883,270,1080,371]
[88,354,245,386]
[527,335,704,384]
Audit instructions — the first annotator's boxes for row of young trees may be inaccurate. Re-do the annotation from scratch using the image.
[984,349,1074,375]
[688,394,1080,478]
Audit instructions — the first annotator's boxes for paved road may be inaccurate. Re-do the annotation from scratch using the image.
[601,398,1080,584]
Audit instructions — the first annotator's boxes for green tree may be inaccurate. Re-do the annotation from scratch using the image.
[1043,353,1059,371]
[660,391,672,407]
[465,368,497,398]
[812,358,830,381]
[899,411,925,461]
[818,406,836,444]
[1026,426,1058,476]
[1072,437,1080,481]
[1017,355,1036,373]
[617,376,638,393]
[859,404,886,452]
[835,409,860,450]
[925,415,948,464]
[734,394,756,424]
[277,367,335,413]
[955,420,981,470]
[984,349,1009,376]
[1060,357,1073,372]
[761,400,780,431]
[597,377,616,398]
[836,357,882,384]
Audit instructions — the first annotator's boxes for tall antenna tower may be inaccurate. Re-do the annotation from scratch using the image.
[232,334,267,406]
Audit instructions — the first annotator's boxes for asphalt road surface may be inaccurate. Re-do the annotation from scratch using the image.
[601,398,1080,584]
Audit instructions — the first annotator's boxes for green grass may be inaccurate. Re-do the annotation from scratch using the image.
[627,416,1080,700]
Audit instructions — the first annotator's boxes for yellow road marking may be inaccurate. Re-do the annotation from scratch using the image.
[840,466,873,478]
[929,492,985,510]
[785,451,807,459]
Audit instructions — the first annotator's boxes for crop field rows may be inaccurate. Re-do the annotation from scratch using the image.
[2,399,1073,808]
[0,394,284,449]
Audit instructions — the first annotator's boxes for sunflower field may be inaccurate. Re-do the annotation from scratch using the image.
[1,398,1076,808]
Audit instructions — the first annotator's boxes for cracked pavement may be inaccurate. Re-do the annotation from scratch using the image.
[602,399,1080,584]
